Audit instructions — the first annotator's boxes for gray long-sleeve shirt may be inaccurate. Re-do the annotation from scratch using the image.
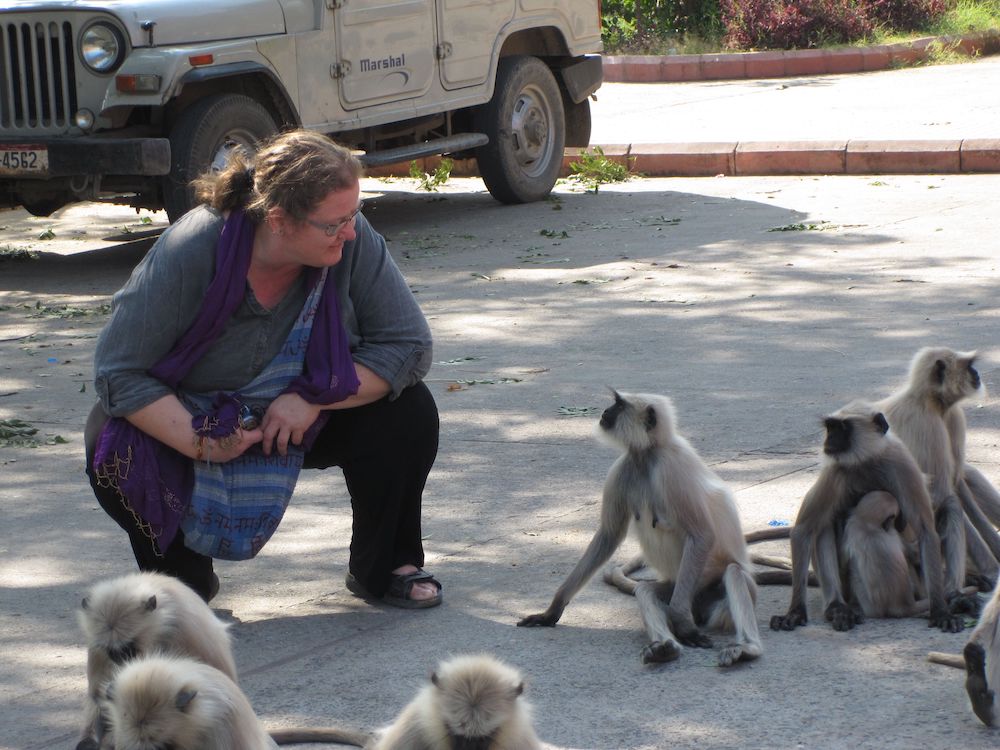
[94,205,432,417]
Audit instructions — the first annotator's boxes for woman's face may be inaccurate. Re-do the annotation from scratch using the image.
[280,181,362,268]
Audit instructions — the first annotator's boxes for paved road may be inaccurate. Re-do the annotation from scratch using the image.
[2,61,1000,750]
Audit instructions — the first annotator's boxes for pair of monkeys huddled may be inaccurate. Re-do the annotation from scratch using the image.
[518,346,1000,727]
[76,571,542,749]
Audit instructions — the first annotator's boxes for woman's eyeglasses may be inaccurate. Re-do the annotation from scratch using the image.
[304,202,365,237]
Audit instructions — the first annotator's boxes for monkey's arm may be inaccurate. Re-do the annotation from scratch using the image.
[815,526,859,631]
[964,465,1000,527]
[665,532,714,648]
[958,477,1000,564]
[770,484,824,631]
[518,485,629,627]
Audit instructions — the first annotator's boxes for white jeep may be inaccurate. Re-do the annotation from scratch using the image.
[0,0,602,222]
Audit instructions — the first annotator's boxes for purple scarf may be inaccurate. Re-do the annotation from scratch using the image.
[92,208,360,554]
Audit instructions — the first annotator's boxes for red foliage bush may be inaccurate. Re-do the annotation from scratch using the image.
[721,0,948,49]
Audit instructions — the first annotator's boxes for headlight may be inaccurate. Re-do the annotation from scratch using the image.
[80,22,125,73]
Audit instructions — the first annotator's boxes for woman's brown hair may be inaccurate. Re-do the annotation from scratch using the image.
[192,130,363,221]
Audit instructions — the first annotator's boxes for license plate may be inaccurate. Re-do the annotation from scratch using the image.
[0,145,48,175]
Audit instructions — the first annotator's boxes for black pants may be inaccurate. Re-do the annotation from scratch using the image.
[85,382,439,601]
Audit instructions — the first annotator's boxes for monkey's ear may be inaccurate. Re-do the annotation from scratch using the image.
[144,595,157,612]
[644,406,657,430]
[430,672,440,688]
[872,412,889,435]
[934,359,947,385]
[514,681,524,697]
[175,689,197,711]
[81,596,89,610]
[607,387,623,403]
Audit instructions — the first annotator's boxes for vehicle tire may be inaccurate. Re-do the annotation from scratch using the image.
[163,94,278,222]
[474,55,565,204]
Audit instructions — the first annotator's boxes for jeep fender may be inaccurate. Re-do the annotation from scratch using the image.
[100,43,297,123]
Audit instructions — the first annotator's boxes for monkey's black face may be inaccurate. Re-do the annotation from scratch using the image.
[600,395,625,431]
[108,642,138,665]
[823,418,852,455]
[449,735,494,750]
[969,362,981,389]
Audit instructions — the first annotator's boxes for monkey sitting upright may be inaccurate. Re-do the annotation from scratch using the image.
[770,402,963,634]
[876,347,1000,594]
[519,391,762,667]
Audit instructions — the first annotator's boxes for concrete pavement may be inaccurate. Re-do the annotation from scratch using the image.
[3,59,1000,750]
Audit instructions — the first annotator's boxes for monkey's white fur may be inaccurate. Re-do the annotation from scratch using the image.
[103,655,276,750]
[76,572,236,748]
[367,654,541,750]
[520,391,762,667]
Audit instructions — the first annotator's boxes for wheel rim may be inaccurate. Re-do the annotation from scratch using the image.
[208,129,259,173]
[508,83,555,177]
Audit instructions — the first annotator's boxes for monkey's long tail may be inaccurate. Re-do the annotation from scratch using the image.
[604,557,818,591]
[927,651,966,669]
[269,727,371,747]
[745,527,791,544]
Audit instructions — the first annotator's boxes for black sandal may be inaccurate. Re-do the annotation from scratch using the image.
[345,569,443,609]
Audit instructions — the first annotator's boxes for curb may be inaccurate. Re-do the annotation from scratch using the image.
[562,139,1000,176]
[368,139,1000,181]
[603,31,1000,83]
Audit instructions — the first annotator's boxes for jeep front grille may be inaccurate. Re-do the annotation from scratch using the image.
[0,19,77,129]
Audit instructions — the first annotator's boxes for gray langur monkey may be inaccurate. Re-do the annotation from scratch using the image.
[76,571,238,749]
[963,579,1000,727]
[876,347,1000,596]
[102,654,370,749]
[366,654,542,750]
[927,579,1000,727]
[770,402,964,633]
[519,391,763,667]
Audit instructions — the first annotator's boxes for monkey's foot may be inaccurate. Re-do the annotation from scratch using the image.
[964,642,997,727]
[825,601,862,632]
[717,642,761,668]
[642,640,681,664]
[928,606,965,633]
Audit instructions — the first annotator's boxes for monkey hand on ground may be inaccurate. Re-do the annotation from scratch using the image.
[928,603,965,633]
[769,603,808,631]
[824,601,863,632]
[641,641,681,664]
[517,610,560,628]
[964,641,996,726]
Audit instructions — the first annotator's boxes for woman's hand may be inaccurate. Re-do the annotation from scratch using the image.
[197,428,264,464]
[261,393,322,456]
